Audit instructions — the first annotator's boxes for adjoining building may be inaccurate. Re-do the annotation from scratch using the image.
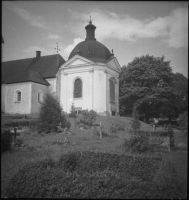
[1,20,122,116]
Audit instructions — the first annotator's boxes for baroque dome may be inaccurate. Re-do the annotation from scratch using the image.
[68,19,113,63]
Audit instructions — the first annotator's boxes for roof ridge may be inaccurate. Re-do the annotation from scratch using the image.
[2,54,60,63]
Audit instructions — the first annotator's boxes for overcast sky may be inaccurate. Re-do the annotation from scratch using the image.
[2,1,188,77]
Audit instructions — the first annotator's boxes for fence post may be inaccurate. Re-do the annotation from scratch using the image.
[14,127,17,141]
[99,122,102,139]
[167,136,171,151]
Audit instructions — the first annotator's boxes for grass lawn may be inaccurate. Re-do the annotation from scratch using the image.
[1,115,188,198]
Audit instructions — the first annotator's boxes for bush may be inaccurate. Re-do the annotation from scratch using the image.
[1,129,12,153]
[13,138,24,147]
[79,110,97,127]
[37,92,70,132]
[123,134,150,153]
[178,111,188,133]
[109,122,125,133]
[6,151,182,198]
[69,103,77,119]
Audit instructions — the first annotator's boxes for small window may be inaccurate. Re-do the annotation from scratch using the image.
[37,91,43,103]
[15,90,21,102]
[74,78,82,98]
[110,79,115,102]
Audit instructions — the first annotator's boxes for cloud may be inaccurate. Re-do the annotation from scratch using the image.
[70,7,188,48]
[63,38,83,59]
[3,1,47,29]
[47,34,62,40]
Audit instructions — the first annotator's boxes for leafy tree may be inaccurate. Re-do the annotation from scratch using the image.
[119,54,187,122]
[170,73,188,117]
[37,92,69,132]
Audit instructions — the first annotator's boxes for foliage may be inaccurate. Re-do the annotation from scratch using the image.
[3,120,30,128]
[69,103,77,119]
[178,111,188,133]
[109,122,125,133]
[79,109,97,127]
[123,134,149,153]
[1,129,12,153]
[6,151,181,198]
[13,138,24,147]
[119,55,188,121]
[167,124,175,149]
[131,107,141,132]
[171,73,188,116]
[37,92,69,132]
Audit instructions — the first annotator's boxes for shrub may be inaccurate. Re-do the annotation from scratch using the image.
[1,129,12,153]
[167,124,175,149]
[178,111,188,133]
[109,122,125,133]
[123,134,150,153]
[37,92,69,132]
[93,129,109,138]
[69,103,77,119]
[79,110,97,127]
[6,151,182,199]
[13,138,24,147]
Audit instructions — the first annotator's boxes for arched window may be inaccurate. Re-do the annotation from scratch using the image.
[37,91,43,103]
[74,78,82,98]
[15,90,21,102]
[110,78,116,102]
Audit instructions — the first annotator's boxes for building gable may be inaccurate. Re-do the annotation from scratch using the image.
[107,57,122,73]
[60,55,94,69]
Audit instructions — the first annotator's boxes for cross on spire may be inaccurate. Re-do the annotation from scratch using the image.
[55,42,60,54]
[89,15,92,24]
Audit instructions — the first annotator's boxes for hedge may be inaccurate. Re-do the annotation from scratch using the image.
[6,151,182,198]
[1,129,12,153]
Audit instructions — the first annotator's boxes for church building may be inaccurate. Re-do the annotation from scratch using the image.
[1,20,122,116]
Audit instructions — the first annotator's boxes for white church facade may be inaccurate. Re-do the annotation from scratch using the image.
[2,20,122,116]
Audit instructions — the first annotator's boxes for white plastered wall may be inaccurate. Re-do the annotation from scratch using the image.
[5,82,31,114]
[58,55,121,115]
[1,84,6,113]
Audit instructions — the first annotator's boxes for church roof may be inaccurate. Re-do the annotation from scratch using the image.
[69,40,113,63]
[2,54,65,85]
[68,20,113,63]
[6,70,50,86]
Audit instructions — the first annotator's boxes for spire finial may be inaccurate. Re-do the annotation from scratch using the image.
[55,42,60,54]
[89,15,92,24]
[112,49,114,56]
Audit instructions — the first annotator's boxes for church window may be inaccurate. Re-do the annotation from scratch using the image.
[15,90,21,102]
[37,91,43,103]
[110,78,115,102]
[74,78,82,98]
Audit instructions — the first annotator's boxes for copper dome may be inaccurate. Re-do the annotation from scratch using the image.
[68,20,113,63]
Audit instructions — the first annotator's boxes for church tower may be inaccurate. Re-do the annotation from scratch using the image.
[58,19,122,116]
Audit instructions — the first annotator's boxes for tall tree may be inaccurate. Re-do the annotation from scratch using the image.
[119,54,181,122]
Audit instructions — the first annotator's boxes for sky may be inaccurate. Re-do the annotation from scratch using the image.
[2,1,188,77]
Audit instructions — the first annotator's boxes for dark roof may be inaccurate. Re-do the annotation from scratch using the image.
[2,54,65,84]
[2,35,4,43]
[6,70,50,86]
[68,40,113,63]
[69,20,113,63]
